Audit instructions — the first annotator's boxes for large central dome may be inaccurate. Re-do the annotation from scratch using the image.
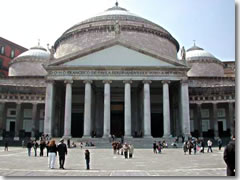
[54,4,179,60]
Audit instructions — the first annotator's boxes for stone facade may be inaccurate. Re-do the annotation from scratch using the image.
[0,4,235,141]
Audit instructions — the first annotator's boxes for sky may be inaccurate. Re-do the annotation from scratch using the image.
[0,0,235,61]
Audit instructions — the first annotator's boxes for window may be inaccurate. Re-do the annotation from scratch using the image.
[10,49,15,58]
[0,58,3,68]
[0,46,5,55]
[202,120,210,132]
[201,109,209,118]
[217,108,226,117]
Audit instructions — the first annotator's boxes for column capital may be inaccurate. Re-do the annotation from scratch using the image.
[123,80,132,84]
[64,80,73,84]
[161,80,171,84]
[16,102,22,105]
[83,80,93,84]
[45,79,55,84]
[103,80,112,84]
[142,80,152,84]
[180,79,188,84]
[32,102,38,106]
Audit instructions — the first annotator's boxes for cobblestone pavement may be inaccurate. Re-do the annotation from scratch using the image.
[0,146,226,176]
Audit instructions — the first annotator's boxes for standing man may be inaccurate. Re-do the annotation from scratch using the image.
[4,140,8,151]
[223,119,235,177]
[207,139,213,153]
[218,138,223,150]
[27,140,33,156]
[33,140,39,157]
[85,149,90,170]
[57,138,68,169]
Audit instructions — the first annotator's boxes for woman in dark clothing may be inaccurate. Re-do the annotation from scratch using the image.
[48,139,57,169]
[85,149,90,170]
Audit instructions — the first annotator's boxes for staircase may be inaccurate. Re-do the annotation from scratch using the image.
[54,137,179,149]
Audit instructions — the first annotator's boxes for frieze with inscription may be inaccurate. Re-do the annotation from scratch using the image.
[49,70,186,77]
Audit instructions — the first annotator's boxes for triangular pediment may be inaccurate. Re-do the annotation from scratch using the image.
[63,45,176,67]
[48,39,186,68]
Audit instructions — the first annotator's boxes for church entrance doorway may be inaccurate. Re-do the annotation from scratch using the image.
[71,113,83,137]
[111,103,124,137]
[151,113,163,137]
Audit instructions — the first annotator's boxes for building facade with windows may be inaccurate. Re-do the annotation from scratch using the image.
[0,37,27,77]
[0,4,235,141]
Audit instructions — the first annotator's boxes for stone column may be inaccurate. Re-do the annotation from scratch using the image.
[83,80,93,138]
[212,102,218,137]
[31,103,38,138]
[103,80,112,138]
[143,80,152,138]
[64,80,73,138]
[14,102,22,140]
[228,102,234,135]
[162,80,171,137]
[196,103,202,137]
[180,80,191,138]
[44,80,54,137]
[0,102,6,138]
[124,80,132,138]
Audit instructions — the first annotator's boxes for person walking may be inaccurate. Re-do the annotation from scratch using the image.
[57,138,68,169]
[33,140,39,157]
[27,140,33,156]
[153,141,157,154]
[218,138,223,150]
[46,141,50,157]
[207,139,213,153]
[85,149,90,170]
[200,140,205,153]
[183,141,188,155]
[223,135,235,176]
[123,143,129,159]
[4,140,8,151]
[193,140,197,155]
[129,144,134,158]
[39,140,45,156]
[48,139,57,169]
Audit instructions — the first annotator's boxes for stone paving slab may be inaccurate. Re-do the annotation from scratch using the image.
[0,146,227,176]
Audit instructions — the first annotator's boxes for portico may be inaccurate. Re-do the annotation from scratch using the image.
[43,67,191,139]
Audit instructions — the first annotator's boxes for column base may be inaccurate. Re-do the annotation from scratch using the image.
[102,134,110,139]
[82,135,92,139]
[63,135,72,139]
[143,135,153,139]
[163,134,172,138]
[14,137,20,141]
[124,136,133,139]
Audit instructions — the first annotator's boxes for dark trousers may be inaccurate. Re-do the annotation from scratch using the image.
[207,146,213,152]
[129,153,132,158]
[86,159,90,170]
[34,148,37,156]
[40,148,44,156]
[28,148,31,156]
[124,151,128,159]
[59,156,65,168]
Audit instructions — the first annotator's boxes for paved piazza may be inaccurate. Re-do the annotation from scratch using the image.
[0,146,226,176]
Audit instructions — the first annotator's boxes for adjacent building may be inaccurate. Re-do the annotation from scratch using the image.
[0,37,27,77]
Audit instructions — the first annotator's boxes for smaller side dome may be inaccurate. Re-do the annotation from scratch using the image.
[186,43,224,77]
[9,45,50,77]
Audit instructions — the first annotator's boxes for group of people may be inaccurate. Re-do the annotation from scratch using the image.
[182,137,223,155]
[153,141,168,154]
[112,141,134,159]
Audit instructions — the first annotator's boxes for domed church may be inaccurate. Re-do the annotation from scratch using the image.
[0,3,235,143]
